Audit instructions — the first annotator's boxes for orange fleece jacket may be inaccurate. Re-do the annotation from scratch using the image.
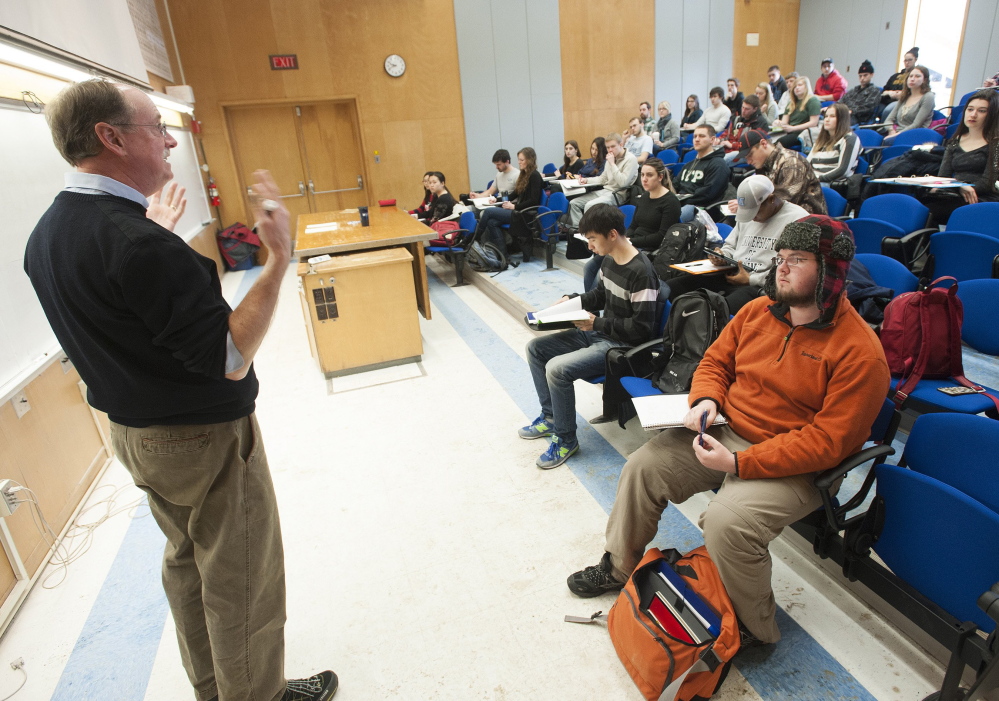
[689,294,890,480]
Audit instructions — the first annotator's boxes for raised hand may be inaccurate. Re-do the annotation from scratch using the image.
[146,181,187,231]
[249,170,291,262]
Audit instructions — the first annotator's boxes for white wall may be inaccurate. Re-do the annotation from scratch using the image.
[453,0,563,190]
[954,0,999,103]
[655,0,735,116]
[796,0,905,93]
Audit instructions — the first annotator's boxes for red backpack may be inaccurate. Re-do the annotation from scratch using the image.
[216,222,261,270]
[880,276,999,410]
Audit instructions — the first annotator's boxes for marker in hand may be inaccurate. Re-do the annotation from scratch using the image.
[699,410,708,448]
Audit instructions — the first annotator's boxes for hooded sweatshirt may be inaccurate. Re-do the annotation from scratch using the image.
[676,148,731,206]
[720,200,808,287]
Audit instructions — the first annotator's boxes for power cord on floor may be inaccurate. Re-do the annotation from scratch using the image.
[0,658,26,701]
[6,482,148,589]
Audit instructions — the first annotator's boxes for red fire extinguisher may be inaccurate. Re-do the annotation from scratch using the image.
[208,177,221,208]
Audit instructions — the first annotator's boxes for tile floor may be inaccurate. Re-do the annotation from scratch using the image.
[0,256,962,700]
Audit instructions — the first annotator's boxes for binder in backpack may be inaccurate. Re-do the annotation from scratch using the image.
[880,276,999,412]
[216,223,261,270]
[567,547,741,701]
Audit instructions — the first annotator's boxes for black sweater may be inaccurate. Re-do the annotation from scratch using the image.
[676,149,731,206]
[509,171,545,241]
[24,192,258,427]
[627,190,682,250]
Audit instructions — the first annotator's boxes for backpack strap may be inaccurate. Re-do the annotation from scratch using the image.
[952,375,999,413]
[892,290,934,406]
[564,611,607,624]
[657,648,721,701]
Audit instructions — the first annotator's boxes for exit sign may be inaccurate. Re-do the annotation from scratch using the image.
[270,54,298,70]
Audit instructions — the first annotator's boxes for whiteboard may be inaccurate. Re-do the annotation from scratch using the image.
[0,104,213,394]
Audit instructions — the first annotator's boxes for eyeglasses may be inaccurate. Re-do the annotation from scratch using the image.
[112,122,169,136]
[772,255,815,268]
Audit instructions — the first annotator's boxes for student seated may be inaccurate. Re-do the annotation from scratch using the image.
[567,133,639,228]
[720,95,769,162]
[667,175,807,313]
[520,205,658,469]
[675,125,731,207]
[775,72,798,116]
[639,100,657,135]
[566,215,890,650]
[681,94,703,129]
[624,117,655,165]
[880,47,918,113]
[738,130,827,214]
[839,60,881,125]
[582,158,682,291]
[409,172,434,217]
[683,87,730,134]
[468,149,520,200]
[807,103,861,182]
[755,82,778,125]
[772,76,821,149]
[768,65,788,104]
[652,101,680,152]
[474,148,543,258]
[919,89,999,223]
[814,58,848,102]
[577,137,607,179]
[723,78,744,117]
[881,65,935,145]
[554,140,585,179]
[418,172,455,223]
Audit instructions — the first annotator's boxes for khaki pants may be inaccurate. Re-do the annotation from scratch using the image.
[111,414,286,701]
[605,425,822,643]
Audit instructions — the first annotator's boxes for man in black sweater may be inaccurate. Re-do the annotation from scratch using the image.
[676,125,731,207]
[24,80,337,701]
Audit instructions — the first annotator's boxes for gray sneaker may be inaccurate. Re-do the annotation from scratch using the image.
[518,415,555,440]
[282,671,338,701]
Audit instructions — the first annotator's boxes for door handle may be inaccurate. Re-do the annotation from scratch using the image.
[248,183,305,199]
[308,177,364,195]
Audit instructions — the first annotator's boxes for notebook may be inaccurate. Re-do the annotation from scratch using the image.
[525,296,590,330]
[631,394,727,431]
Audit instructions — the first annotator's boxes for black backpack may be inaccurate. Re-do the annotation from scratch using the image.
[652,221,707,281]
[467,240,508,272]
[651,289,730,393]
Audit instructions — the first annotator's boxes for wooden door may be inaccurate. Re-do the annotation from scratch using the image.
[225,105,312,227]
[299,102,368,211]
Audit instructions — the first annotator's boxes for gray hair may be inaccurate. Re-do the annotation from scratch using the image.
[45,79,133,165]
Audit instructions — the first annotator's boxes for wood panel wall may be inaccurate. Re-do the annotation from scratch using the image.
[166,0,469,224]
[187,224,224,276]
[0,361,108,579]
[559,0,656,151]
[732,0,802,92]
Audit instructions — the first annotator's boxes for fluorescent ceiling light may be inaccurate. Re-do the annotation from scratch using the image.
[0,40,194,115]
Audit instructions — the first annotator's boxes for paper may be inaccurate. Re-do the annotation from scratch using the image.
[632,394,728,431]
[561,181,589,195]
[527,296,589,325]
[719,203,736,218]
[471,197,497,209]
[670,259,735,274]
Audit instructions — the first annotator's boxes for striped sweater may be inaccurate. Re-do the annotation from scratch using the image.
[580,251,658,345]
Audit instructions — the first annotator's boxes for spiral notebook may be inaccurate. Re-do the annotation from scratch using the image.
[631,394,727,431]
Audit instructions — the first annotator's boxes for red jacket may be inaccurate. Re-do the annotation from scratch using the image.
[689,295,889,480]
[815,70,848,101]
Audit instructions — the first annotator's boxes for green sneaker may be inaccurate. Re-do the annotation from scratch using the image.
[536,435,579,469]
[518,415,555,440]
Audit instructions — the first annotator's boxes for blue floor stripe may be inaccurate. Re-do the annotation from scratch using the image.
[231,264,265,307]
[51,507,167,701]
[427,269,877,701]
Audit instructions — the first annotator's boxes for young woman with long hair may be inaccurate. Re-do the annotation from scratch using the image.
[773,75,821,148]
[423,172,455,223]
[555,140,584,178]
[882,65,935,144]
[410,171,435,217]
[755,82,777,124]
[681,94,702,127]
[576,137,607,178]
[807,103,860,182]
[475,147,544,259]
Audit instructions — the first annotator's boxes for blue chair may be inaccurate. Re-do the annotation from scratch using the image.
[539,189,549,208]
[532,191,569,270]
[857,193,930,234]
[854,254,918,296]
[927,231,999,281]
[855,156,869,175]
[677,132,694,157]
[959,279,999,355]
[583,298,672,389]
[946,202,999,239]
[716,222,733,238]
[854,129,884,148]
[890,128,942,146]
[655,149,679,165]
[878,144,914,163]
[424,210,478,286]
[542,162,557,176]
[820,100,835,109]
[619,204,635,229]
[846,218,907,255]
[822,185,848,217]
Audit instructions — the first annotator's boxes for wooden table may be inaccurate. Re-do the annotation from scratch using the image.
[295,207,436,319]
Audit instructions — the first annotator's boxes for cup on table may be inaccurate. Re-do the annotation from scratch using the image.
[359,206,370,226]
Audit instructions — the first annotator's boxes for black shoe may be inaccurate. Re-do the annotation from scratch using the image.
[588,413,618,425]
[567,552,625,597]
[283,670,338,701]
[737,621,766,652]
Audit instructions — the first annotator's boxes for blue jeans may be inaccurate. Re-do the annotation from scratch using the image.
[476,207,513,251]
[527,329,625,441]
[680,204,697,222]
[583,255,603,292]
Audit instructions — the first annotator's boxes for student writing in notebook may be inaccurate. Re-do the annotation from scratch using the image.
[567,216,889,650]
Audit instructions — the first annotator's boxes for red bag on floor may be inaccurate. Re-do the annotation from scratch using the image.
[216,222,260,270]
[568,547,741,701]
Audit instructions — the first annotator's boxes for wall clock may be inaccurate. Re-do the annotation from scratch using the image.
[384,54,406,77]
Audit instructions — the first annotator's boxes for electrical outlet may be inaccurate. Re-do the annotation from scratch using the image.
[0,480,19,518]
[10,391,30,419]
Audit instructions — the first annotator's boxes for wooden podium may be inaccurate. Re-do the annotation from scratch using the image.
[294,208,435,377]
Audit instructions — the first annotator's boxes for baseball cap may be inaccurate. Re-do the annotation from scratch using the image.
[821,57,833,65]
[736,129,769,162]
[734,175,775,222]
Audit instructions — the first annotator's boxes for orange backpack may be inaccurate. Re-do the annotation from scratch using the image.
[568,546,740,701]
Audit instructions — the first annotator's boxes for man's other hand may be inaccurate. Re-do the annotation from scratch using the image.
[725,263,751,285]
[683,399,718,431]
[572,312,596,331]
[146,182,187,231]
[693,433,736,473]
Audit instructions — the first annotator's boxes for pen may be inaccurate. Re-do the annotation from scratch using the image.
[699,410,708,447]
